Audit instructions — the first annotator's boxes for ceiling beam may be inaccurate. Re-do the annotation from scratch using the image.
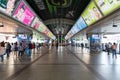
[44,18,75,25]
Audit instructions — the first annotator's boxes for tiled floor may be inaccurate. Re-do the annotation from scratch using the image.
[0,46,120,80]
[0,47,49,80]
[67,46,120,80]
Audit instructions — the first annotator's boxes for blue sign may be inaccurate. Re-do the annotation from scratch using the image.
[76,17,87,31]
[71,27,76,34]
[66,17,87,39]
[70,17,87,35]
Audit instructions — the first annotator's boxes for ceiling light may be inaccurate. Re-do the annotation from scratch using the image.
[112,25,117,27]
[0,22,4,27]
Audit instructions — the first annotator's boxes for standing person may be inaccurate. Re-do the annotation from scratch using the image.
[6,42,11,58]
[28,42,32,57]
[14,42,18,58]
[107,42,112,55]
[32,43,35,54]
[56,41,58,51]
[105,43,108,52]
[0,43,5,61]
[81,43,84,49]
[21,41,26,56]
[36,42,39,51]
[18,43,24,58]
[11,43,14,55]
[112,43,117,58]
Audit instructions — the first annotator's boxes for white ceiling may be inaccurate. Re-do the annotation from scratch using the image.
[0,16,32,34]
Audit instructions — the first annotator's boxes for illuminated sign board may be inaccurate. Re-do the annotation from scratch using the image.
[94,0,120,16]
[71,25,79,34]
[37,23,46,33]
[13,1,35,26]
[70,17,87,36]
[0,0,20,15]
[67,31,73,39]
[75,17,87,31]
[31,17,41,29]
[71,27,75,34]
[82,1,103,26]
[43,28,49,35]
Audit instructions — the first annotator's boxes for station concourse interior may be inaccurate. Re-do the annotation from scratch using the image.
[0,0,120,80]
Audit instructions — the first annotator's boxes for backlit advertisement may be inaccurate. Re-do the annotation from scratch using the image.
[33,32,41,40]
[13,1,35,26]
[31,17,41,29]
[37,23,46,33]
[82,1,103,26]
[71,25,79,34]
[0,0,20,15]
[47,32,54,39]
[76,17,87,31]
[68,31,73,39]
[43,28,49,34]
[47,32,51,37]
[52,36,56,40]
[71,27,76,34]
[94,0,120,16]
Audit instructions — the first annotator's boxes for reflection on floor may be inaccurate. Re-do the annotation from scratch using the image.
[0,46,120,80]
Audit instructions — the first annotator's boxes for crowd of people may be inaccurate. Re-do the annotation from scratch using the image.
[0,40,118,62]
[70,42,118,59]
[0,41,43,62]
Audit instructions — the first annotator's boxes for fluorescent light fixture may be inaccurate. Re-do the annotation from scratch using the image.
[113,25,117,27]
[0,22,4,27]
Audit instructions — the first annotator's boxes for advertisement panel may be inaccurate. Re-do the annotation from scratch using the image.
[13,1,35,26]
[71,27,76,35]
[82,1,103,26]
[48,32,54,39]
[0,0,20,15]
[68,31,73,39]
[37,23,46,33]
[47,32,51,37]
[73,26,79,33]
[52,36,56,40]
[43,28,49,35]
[31,17,41,29]
[71,25,79,35]
[95,0,120,16]
[76,17,87,31]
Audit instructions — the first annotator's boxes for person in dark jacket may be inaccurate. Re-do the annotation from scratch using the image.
[56,41,58,51]
[28,42,32,57]
[81,43,84,49]
[6,42,11,57]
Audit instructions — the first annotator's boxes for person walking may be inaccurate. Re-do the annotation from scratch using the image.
[112,43,117,59]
